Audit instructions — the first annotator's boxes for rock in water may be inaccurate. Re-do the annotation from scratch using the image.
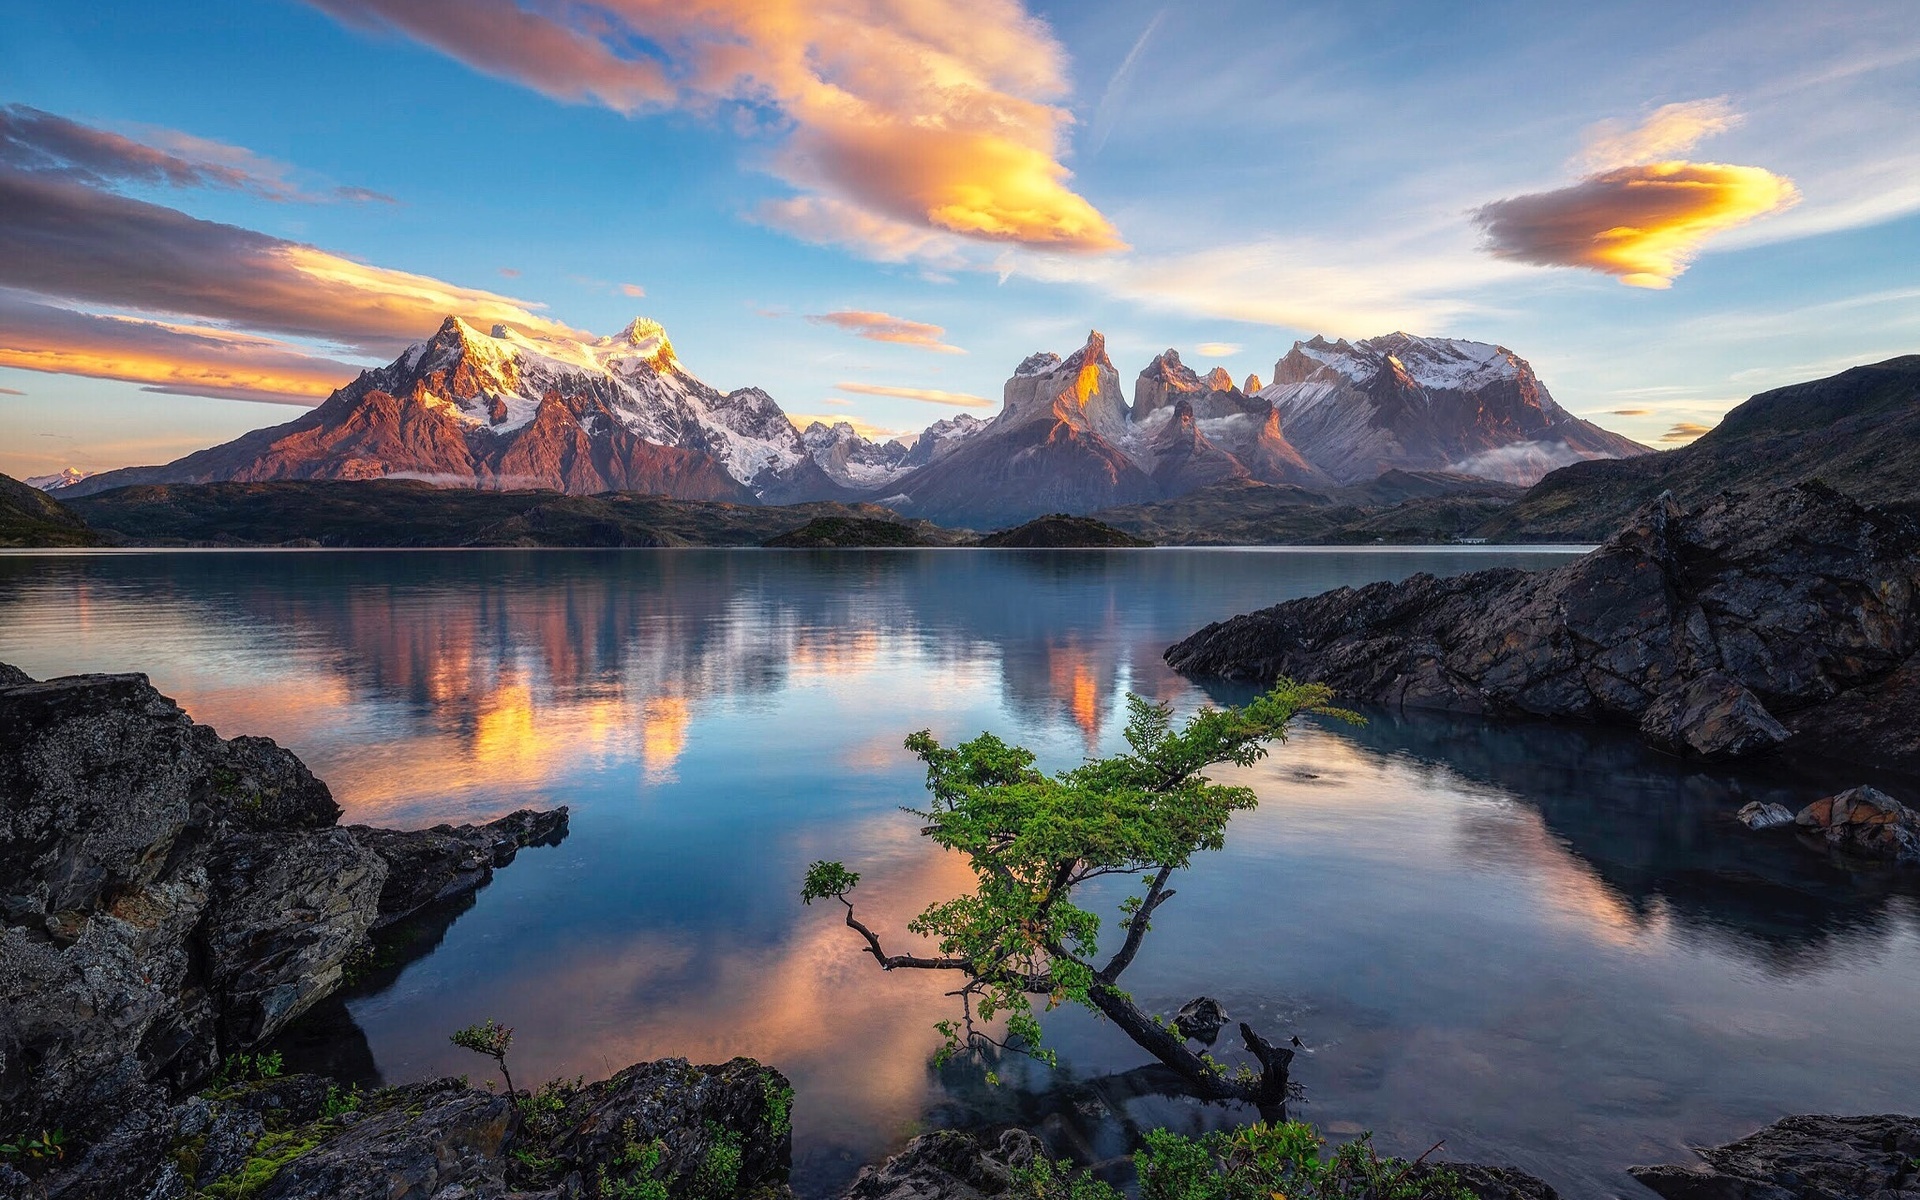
[842,1129,1042,1199]
[1173,997,1229,1044]
[349,808,570,927]
[1165,483,1920,770]
[1794,786,1920,864]
[1629,1113,1920,1198]
[1736,801,1796,831]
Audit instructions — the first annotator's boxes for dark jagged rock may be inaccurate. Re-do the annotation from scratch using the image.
[0,664,566,1185]
[544,1057,794,1197]
[349,808,571,928]
[1166,483,1920,769]
[975,515,1152,548]
[1629,1113,1920,1199]
[1172,997,1229,1045]
[841,1129,1042,1199]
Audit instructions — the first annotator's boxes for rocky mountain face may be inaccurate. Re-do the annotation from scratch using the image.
[870,331,1637,527]
[1484,354,1920,541]
[1166,482,1920,769]
[64,317,847,504]
[1258,333,1648,485]
[876,332,1161,527]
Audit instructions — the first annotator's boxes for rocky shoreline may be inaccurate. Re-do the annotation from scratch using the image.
[3,662,1913,1199]
[1166,482,1920,772]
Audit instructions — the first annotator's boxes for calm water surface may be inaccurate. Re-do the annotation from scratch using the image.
[3,548,1917,1199]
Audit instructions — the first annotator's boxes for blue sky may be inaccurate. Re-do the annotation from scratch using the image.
[2,0,1917,480]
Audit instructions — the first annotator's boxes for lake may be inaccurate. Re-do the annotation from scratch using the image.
[3,547,1917,1199]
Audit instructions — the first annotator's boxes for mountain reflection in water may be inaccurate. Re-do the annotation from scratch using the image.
[2,547,1916,1199]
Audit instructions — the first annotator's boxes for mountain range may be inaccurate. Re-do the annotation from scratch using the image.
[53,315,1649,524]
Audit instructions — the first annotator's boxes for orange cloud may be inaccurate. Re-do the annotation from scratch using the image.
[1195,341,1242,358]
[1475,100,1798,289]
[0,295,353,404]
[807,310,962,354]
[1475,161,1799,288]
[619,283,646,298]
[832,382,993,408]
[304,0,1123,255]
[1660,421,1714,443]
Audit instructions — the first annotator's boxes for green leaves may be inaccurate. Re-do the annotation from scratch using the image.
[800,860,860,904]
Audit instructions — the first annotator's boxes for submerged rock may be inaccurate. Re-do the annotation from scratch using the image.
[1166,483,1920,769]
[1629,1113,1920,1198]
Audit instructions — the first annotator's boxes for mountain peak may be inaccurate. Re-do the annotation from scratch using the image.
[1204,366,1236,392]
[1060,330,1113,372]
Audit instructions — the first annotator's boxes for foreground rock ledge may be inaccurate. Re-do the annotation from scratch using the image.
[1629,1113,1920,1199]
[0,664,569,1181]
[1165,482,1920,768]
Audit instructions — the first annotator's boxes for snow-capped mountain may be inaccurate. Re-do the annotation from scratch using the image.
[24,468,93,492]
[65,317,846,502]
[1259,333,1648,484]
[801,420,912,489]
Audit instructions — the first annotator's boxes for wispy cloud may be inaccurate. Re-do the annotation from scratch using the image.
[833,381,993,408]
[306,0,1123,255]
[1087,8,1167,158]
[619,283,646,298]
[1607,408,1652,416]
[0,104,393,203]
[0,386,26,396]
[808,310,963,354]
[1475,101,1798,288]
[1195,341,1242,358]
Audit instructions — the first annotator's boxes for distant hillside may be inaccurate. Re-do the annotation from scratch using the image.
[68,480,940,548]
[1094,474,1523,545]
[1482,355,1920,541]
[762,516,962,547]
[0,472,98,547]
[976,514,1153,548]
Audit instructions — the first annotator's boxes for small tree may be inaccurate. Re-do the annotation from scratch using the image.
[451,1019,517,1097]
[803,682,1351,1109]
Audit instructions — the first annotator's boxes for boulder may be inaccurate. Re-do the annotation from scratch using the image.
[1166,484,1920,770]
[1172,997,1229,1045]
[1629,1113,1920,1198]
[1794,786,1920,864]
[1736,802,1796,831]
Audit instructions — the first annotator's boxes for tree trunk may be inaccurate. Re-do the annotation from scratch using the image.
[1085,984,1288,1110]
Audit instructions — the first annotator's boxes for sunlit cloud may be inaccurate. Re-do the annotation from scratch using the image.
[0,169,578,355]
[303,0,1124,255]
[1475,101,1798,289]
[807,310,963,354]
[1607,408,1652,416]
[0,104,393,203]
[832,382,993,408]
[1195,341,1242,358]
[619,282,646,298]
[786,413,909,441]
[1576,98,1739,171]
[1660,421,1714,443]
[0,293,353,404]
